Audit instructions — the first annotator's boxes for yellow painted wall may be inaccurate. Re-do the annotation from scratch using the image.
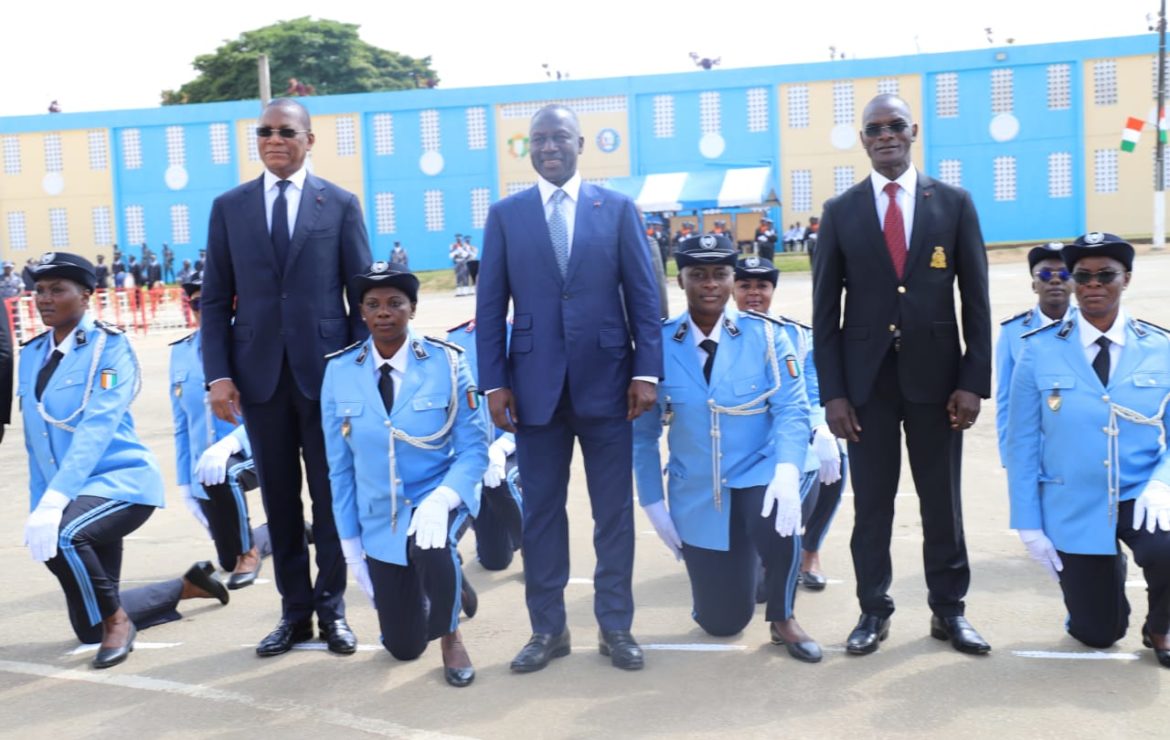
[0,129,114,263]
[494,103,631,194]
[778,76,924,221]
[235,115,366,207]
[1083,55,1159,236]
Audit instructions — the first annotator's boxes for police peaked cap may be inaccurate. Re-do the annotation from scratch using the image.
[353,261,419,303]
[675,234,737,268]
[1061,232,1135,272]
[29,251,96,291]
[1026,242,1065,270]
[734,256,779,285]
[181,271,203,298]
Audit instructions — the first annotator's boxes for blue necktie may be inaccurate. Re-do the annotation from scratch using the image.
[272,180,291,269]
[548,189,569,277]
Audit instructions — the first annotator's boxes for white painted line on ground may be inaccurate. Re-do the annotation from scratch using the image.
[67,642,182,655]
[568,577,594,585]
[1011,650,1140,661]
[236,642,383,652]
[641,643,747,652]
[0,659,474,739]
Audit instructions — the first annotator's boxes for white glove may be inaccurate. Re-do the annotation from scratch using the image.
[762,463,802,537]
[483,436,515,488]
[812,425,842,485]
[178,484,211,535]
[341,537,375,607]
[642,500,683,560]
[1133,480,1170,533]
[195,434,242,486]
[407,486,461,550]
[24,489,70,562]
[1018,529,1063,582]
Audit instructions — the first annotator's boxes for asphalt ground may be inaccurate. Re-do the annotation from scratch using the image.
[1,247,1167,738]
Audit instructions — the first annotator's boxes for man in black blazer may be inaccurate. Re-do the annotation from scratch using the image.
[202,98,372,657]
[811,94,992,656]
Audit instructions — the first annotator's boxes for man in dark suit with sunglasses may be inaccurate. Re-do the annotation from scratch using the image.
[811,94,992,657]
[201,98,371,658]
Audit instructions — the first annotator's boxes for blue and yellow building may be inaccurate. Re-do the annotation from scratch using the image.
[0,34,1164,271]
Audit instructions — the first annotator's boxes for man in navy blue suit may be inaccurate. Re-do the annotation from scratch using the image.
[201,99,371,657]
[477,104,664,673]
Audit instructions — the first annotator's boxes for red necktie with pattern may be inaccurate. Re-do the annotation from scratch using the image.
[882,182,907,279]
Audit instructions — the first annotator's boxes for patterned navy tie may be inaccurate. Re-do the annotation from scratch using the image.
[548,189,569,277]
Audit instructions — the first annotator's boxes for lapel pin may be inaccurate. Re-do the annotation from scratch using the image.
[924,190,933,198]
[316,195,324,204]
[593,200,601,208]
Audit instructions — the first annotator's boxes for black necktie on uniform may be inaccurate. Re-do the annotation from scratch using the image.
[700,339,718,383]
[378,364,395,415]
[1093,336,1111,386]
[35,350,64,401]
[272,180,291,269]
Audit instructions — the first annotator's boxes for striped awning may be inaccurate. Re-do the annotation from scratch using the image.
[605,167,780,212]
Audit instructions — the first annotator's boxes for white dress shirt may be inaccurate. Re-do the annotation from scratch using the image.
[536,172,581,255]
[688,313,723,369]
[869,165,918,248]
[47,323,78,363]
[1078,309,1127,383]
[263,166,308,239]
[371,337,409,399]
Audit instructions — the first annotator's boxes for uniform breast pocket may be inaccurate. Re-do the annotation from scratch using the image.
[1037,374,1076,392]
[52,370,87,392]
[334,401,363,445]
[1131,373,1170,391]
[733,374,768,397]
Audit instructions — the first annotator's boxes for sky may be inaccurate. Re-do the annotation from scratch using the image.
[2,1,1163,116]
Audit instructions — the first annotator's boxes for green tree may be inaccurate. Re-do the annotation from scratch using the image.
[162,17,437,104]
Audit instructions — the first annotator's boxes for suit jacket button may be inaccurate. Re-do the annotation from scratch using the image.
[897,286,906,294]
[281,293,288,300]
[562,293,569,300]
[888,324,897,332]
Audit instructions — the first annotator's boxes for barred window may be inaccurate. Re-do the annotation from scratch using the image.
[6,212,27,250]
[470,187,491,229]
[170,204,191,244]
[49,208,69,247]
[653,95,675,138]
[424,189,444,231]
[372,114,395,155]
[993,156,1017,201]
[121,129,142,169]
[165,126,185,167]
[335,116,357,157]
[832,81,854,125]
[247,129,260,162]
[1094,149,1119,193]
[124,204,146,244]
[699,92,721,135]
[374,192,396,234]
[1048,152,1073,198]
[938,159,962,188]
[991,69,1013,114]
[1047,64,1071,110]
[500,96,625,119]
[791,169,812,212]
[44,134,64,173]
[787,85,809,128]
[209,123,231,164]
[1094,60,1118,106]
[877,78,900,96]
[466,108,487,150]
[746,88,768,132]
[935,73,959,118]
[88,130,108,170]
[833,166,854,195]
[92,206,113,246]
[420,110,441,151]
[2,137,20,175]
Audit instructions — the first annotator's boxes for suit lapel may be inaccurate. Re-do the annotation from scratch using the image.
[391,334,427,420]
[520,187,563,285]
[849,182,899,282]
[707,311,740,390]
[285,174,325,276]
[902,172,935,282]
[564,183,595,284]
[244,176,277,270]
[1058,319,1103,391]
[666,324,706,389]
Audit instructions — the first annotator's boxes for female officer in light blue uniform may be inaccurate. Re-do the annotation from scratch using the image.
[20,252,227,669]
[734,255,843,592]
[633,235,822,662]
[447,317,523,572]
[1006,233,1170,669]
[322,261,488,687]
[170,273,267,589]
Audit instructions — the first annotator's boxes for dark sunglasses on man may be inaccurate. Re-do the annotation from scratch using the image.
[1071,269,1122,285]
[255,127,309,139]
[862,120,910,138]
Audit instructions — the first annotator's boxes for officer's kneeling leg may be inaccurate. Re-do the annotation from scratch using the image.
[474,485,516,571]
[682,529,757,637]
[1059,551,1129,648]
[369,556,429,661]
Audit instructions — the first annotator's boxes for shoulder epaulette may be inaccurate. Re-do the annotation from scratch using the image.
[94,319,124,335]
[1000,308,1031,326]
[743,309,785,326]
[1021,321,1063,340]
[778,315,812,330]
[324,340,363,360]
[169,331,197,346]
[1135,318,1170,336]
[19,329,49,347]
[424,336,465,353]
[447,318,475,334]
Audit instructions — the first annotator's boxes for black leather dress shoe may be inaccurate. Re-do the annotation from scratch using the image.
[320,618,358,655]
[510,630,571,673]
[185,561,229,605]
[769,622,824,663]
[1142,627,1170,668]
[800,571,828,592]
[598,629,644,670]
[256,618,313,657]
[228,558,262,591]
[846,614,891,656]
[930,615,991,655]
[461,572,478,619]
[93,623,136,669]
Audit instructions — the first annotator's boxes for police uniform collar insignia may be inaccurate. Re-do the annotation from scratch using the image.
[1023,310,1035,327]
[412,339,428,359]
[723,316,740,337]
[356,344,369,364]
[1057,319,1075,339]
[672,321,689,342]
[1084,231,1105,245]
[74,327,87,347]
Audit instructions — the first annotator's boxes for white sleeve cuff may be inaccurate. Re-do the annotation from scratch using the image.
[432,486,463,511]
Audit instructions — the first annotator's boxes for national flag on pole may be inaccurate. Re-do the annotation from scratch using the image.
[1121,116,1144,152]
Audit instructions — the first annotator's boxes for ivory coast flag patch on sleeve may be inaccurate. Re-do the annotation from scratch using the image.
[100,369,118,389]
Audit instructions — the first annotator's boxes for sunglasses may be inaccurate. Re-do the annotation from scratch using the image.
[1071,269,1122,285]
[1035,268,1071,282]
[862,120,910,138]
[255,126,309,139]
[189,297,201,311]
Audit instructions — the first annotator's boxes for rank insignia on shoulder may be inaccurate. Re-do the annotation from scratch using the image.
[785,355,800,378]
[94,320,123,335]
[744,309,784,326]
[930,247,947,269]
[20,330,50,347]
[424,336,465,353]
[1134,317,1170,336]
[778,315,812,330]
[467,387,479,410]
[1021,321,1062,340]
[169,331,197,346]
[100,369,118,389]
[324,340,363,360]
[999,309,1031,326]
